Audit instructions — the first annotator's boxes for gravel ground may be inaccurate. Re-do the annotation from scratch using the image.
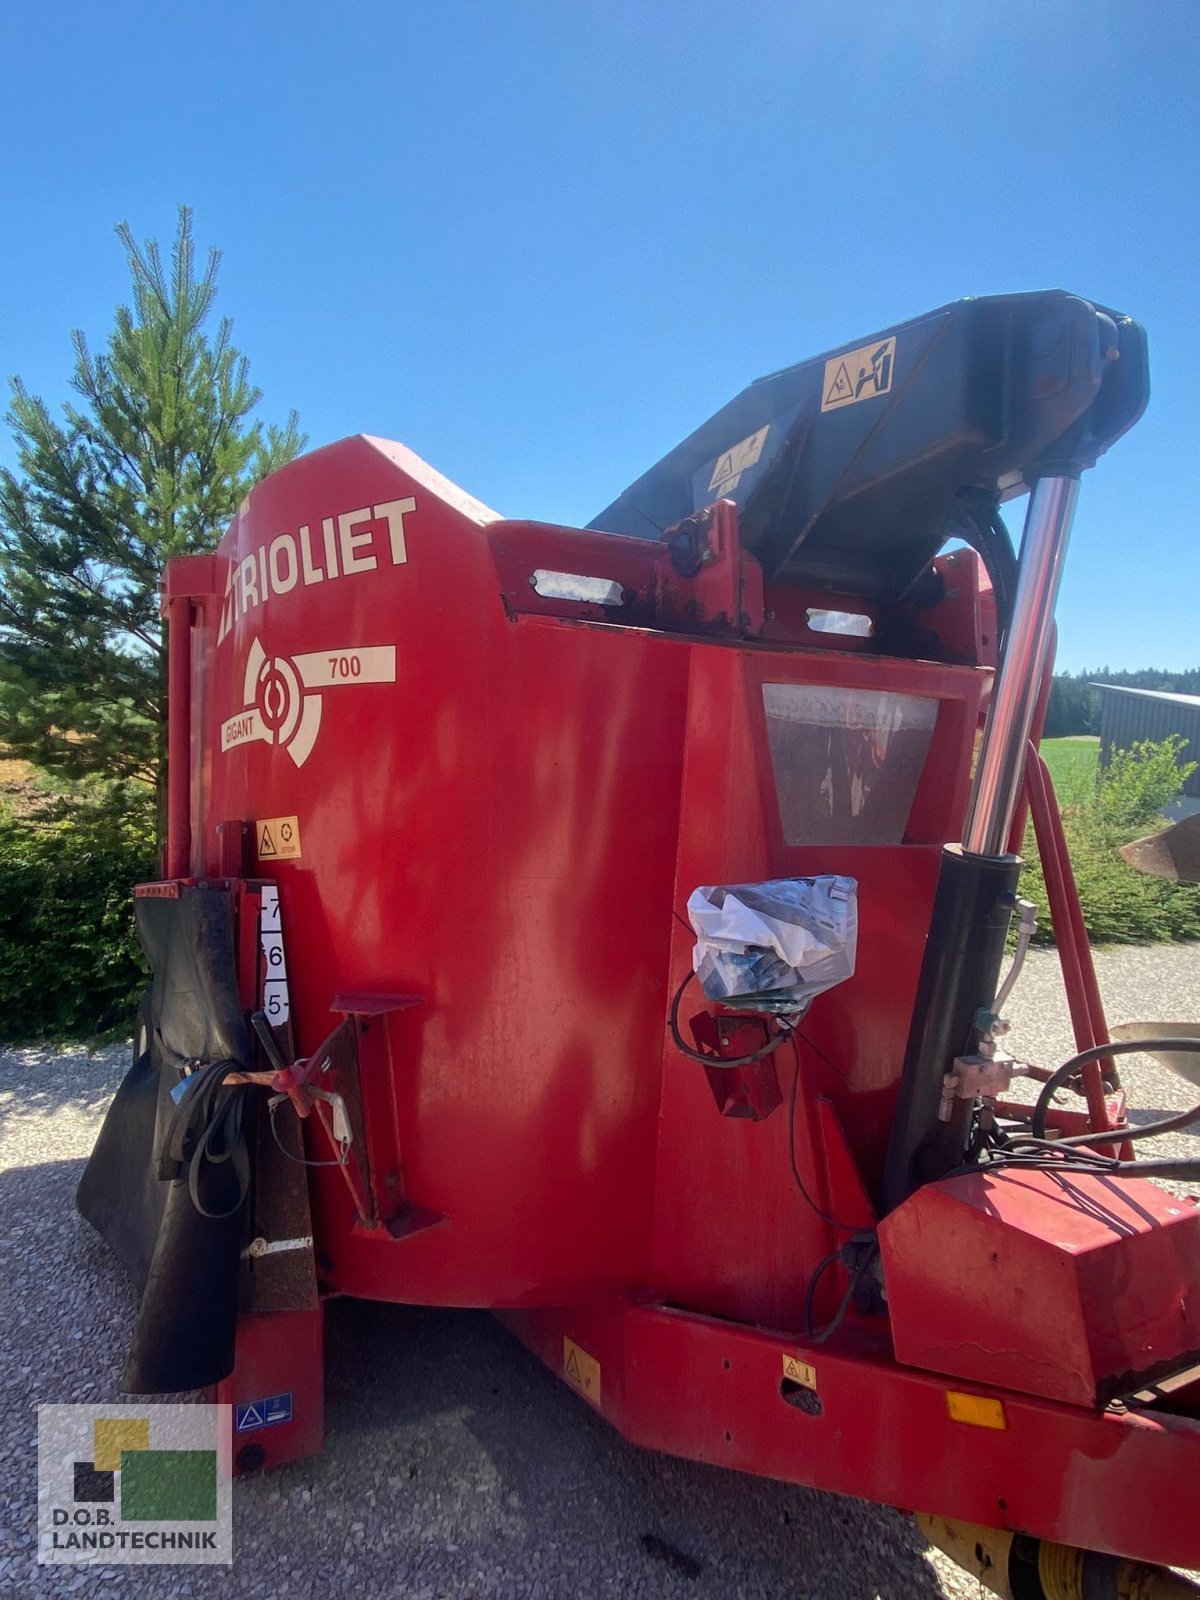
[3,944,1199,1598]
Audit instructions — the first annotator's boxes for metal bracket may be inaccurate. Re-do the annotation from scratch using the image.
[940,1051,1019,1120]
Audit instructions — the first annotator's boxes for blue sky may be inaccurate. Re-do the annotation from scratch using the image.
[1,0,1196,671]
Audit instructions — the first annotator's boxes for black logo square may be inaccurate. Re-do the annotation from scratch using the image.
[73,1461,115,1503]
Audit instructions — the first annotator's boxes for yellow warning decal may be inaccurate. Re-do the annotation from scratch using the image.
[563,1337,602,1406]
[821,336,896,412]
[946,1390,1007,1430]
[782,1354,817,1391]
[256,815,302,861]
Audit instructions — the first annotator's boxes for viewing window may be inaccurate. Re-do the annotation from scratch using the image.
[762,683,937,845]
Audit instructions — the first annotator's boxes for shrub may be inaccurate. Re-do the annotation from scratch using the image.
[0,792,156,1042]
[1022,736,1200,945]
[1091,735,1197,836]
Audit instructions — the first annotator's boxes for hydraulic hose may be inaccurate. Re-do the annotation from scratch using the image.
[955,502,1018,651]
[1030,1038,1200,1139]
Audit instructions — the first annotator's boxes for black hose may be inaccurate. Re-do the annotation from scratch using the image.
[802,1252,840,1339]
[1030,1038,1200,1138]
[157,1057,251,1219]
[952,502,1018,651]
[946,1151,1200,1183]
[1015,1098,1200,1150]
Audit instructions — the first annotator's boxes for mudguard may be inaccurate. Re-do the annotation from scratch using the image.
[76,886,252,1392]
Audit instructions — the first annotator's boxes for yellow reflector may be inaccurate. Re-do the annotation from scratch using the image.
[945,1391,1007,1430]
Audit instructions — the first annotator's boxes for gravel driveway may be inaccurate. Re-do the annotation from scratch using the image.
[3,944,1198,1598]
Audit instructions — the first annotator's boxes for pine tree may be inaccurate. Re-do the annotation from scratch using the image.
[0,206,304,819]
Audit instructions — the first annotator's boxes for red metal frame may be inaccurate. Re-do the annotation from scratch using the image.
[163,596,192,879]
[219,876,325,1472]
[1024,744,1116,1137]
[502,1296,1200,1572]
[161,555,219,879]
[158,435,1200,1567]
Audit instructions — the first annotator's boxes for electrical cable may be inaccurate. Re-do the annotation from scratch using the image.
[804,1238,880,1345]
[267,1097,348,1168]
[668,903,880,1337]
[667,969,796,1068]
[793,1026,850,1084]
[786,1037,861,1231]
[786,1035,880,1343]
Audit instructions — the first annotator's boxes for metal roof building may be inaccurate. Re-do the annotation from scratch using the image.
[1093,684,1200,801]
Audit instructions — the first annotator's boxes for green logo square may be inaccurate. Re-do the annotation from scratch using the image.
[120,1449,217,1521]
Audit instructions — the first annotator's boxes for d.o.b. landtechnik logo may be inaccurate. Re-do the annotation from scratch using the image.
[37,1403,232,1565]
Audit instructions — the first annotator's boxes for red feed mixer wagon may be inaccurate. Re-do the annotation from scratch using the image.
[80,291,1200,1600]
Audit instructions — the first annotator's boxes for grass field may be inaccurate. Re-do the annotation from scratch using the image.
[1039,735,1099,799]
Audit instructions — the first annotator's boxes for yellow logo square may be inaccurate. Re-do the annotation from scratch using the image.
[93,1417,149,1472]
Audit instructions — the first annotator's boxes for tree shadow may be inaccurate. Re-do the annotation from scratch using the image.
[0,1041,130,1135]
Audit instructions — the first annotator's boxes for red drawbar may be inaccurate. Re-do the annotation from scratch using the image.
[879,1168,1200,1407]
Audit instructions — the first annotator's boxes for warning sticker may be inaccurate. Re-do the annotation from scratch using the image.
[563,1337,602,1406]
[235,1392,293,1432]
[782,1354,817,1391]
[707,425,770,498]
[821,336,896,412]
[256,815,301,861]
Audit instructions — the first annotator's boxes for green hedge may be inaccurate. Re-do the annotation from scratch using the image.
[1021,736,1200,945]
[0,805,156,1042]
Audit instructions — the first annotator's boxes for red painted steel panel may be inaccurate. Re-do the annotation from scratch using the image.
[501,1299,1200,1572]
[880,1169,1200,1407]
[178,433,1200,1557]
[195,435,985,1311]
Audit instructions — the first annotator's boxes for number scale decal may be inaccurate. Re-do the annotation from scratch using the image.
[259,884,291,1025]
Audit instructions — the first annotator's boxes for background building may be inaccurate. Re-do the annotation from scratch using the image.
[1094,683,1200,817]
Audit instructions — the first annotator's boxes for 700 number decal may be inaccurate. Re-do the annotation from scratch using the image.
[221,640,399,769]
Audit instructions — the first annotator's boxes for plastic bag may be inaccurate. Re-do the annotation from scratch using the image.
[686,875,857,1007]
